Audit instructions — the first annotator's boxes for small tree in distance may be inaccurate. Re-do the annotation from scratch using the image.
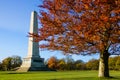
[31,0,120,77]
[86,59,99,70]
[1,56,22,71]
[47,56,58,69]
[2,57,12,71]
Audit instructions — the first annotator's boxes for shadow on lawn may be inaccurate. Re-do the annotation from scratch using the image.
[47,77,119,80]
[0,72,31,75]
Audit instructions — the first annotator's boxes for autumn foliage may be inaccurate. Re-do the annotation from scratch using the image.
[47,56,58,69]
[36,0,120,55]
[31,0,120,77]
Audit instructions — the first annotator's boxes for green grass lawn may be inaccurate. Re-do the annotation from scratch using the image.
[0,71,120,80]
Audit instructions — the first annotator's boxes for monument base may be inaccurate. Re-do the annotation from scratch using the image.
[17,56,49,72]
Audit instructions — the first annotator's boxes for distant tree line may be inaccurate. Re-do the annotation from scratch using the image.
[46,56,120,71]
[0,55,119,71]
[0,55,22,71]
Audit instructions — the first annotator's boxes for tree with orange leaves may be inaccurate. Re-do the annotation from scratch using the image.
[47,56,58,69]
[32,0,120,77]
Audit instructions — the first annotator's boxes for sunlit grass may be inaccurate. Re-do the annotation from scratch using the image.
[0,71,120,80]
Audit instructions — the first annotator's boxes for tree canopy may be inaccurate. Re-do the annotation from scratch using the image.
[36,0,120,55]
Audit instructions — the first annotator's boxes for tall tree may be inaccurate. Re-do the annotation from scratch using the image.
[32,0,120,77]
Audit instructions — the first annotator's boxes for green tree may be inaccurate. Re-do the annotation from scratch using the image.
[86,59,99,70]
[11,55,22,69]
[74,60,85,70]
[57,58,66,70]
[115,56,120,70]
[109,57,118,70]
[2,57,12,71]
[0,62,2,70]
[1,56,22,71]
[65,55,75,70]
[32,0,120,77]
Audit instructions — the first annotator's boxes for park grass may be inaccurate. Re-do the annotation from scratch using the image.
[0,70,120,80]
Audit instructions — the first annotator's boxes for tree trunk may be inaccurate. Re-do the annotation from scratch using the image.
[98,50,110,77]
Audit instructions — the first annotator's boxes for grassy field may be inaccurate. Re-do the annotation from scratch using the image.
[0,71,120,80]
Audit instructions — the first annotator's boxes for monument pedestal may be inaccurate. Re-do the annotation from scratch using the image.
[17,56,47,71]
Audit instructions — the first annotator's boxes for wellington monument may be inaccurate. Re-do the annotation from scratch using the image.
[18,11,47,71]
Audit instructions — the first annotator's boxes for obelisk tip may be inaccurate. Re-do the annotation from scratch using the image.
[32,11,37,14]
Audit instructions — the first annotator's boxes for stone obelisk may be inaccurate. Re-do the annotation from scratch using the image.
[28,11,40,58]
[18,11,46,71]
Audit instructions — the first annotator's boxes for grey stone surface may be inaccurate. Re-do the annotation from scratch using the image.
[17,11,47,72]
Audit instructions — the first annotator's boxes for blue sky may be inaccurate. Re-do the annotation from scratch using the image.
[0,0,99,62]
